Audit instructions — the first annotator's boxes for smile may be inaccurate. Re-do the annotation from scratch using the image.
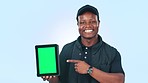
[84,30,93,33]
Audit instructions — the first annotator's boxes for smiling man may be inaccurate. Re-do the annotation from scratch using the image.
[42,5,125,83]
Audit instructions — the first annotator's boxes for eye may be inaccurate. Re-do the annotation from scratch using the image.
[79,21,86,25]
[91,21,97,24]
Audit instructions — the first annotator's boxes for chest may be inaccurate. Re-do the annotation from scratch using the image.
[71,45,115,72]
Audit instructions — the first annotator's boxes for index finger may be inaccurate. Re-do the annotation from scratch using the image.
[67,60,80,63]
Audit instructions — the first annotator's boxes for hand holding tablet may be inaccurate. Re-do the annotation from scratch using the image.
[42,76,59,82]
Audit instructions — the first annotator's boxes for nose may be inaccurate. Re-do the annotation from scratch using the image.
[85,22,91,28]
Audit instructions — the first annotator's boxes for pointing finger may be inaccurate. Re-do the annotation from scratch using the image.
[67,60,81,63]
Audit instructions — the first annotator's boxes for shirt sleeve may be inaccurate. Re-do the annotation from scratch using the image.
[59,43,74,83]
[58,45,68,82]
[110,51,125,74]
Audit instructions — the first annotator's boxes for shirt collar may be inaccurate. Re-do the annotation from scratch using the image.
[75,35,103,55]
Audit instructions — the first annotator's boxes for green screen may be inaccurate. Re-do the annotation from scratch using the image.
[38,47,57,74]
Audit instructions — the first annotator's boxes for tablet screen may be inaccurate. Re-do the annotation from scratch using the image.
[35,44,60,77]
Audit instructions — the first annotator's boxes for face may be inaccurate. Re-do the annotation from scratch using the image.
[78,12,100,39]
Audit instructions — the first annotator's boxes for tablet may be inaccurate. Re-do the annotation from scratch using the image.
[35,44,60,77]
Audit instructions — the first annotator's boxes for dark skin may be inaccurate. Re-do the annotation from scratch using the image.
[42,12,125,83]
[77,12,99,47]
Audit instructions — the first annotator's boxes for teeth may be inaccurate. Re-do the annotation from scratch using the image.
[85,30,93,33]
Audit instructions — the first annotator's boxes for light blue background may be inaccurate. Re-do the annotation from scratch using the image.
[0,0,148,83]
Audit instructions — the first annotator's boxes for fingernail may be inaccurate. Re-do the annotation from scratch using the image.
[46,76,49,79]
[67,60,69,62]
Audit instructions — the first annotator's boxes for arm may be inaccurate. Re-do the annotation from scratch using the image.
[90,50,125,83]
[90,67,125,83]
[67,60,125,83]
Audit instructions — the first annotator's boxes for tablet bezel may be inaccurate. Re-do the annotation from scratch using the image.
[35,44,60,77]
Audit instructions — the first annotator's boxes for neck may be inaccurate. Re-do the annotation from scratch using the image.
[81,35,98,47]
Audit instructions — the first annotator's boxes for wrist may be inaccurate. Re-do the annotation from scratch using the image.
[87,66,93,74]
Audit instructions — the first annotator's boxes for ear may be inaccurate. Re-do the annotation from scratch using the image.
[77,21,80,27]
[98,21,100,27]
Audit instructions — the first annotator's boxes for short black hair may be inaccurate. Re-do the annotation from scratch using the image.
[76,5,100,21]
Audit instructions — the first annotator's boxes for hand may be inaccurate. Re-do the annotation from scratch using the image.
[67,60,90,74]
[41,76,56,81]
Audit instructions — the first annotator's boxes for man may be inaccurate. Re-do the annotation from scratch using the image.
[42,5,125,83]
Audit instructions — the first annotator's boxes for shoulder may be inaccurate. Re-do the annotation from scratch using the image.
[102,41,118,53]
[60,40,76,55]
[59,40,76,59]
[62,40,76,50]
[101,41,121,61]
